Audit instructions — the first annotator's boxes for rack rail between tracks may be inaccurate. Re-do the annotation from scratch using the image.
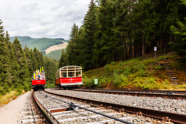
[45,90,186,124]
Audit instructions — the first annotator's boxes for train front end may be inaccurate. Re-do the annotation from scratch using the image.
[32,69,46,91]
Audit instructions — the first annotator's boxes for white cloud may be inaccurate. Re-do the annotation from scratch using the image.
[0,0,91,39]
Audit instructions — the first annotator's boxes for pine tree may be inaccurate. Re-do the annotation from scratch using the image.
[13,37,29,85]
[0,20,11,87]
[30,49,38,71]
[81,2,97,70]
[59,49,65,68]
[169,0,186,56]
[24,46,33,76]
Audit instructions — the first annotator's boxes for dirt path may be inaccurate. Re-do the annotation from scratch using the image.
[45,42,68,54]
[0,91,32,124]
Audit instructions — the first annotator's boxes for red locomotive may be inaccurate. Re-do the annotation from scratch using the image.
[55,65,83,89]
[32,69,46,91]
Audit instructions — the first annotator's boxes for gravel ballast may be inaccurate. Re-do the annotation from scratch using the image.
[0,91,32,124]
[46,89,186,114]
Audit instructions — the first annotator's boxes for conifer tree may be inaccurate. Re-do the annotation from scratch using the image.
[0,20,11,87]
[169,0,186,56]
[82,2,97,70]
[59,49,65,68]
[30,49,38,71]
[13,37,29,85]
[24,46,33,76]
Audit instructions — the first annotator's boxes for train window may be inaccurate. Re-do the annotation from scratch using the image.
[62,72,67,77]
[68,72,74,77]
[76,71,81,77]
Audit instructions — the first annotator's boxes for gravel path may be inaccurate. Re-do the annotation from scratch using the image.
[0,91,32,124]
[46,89,186,114]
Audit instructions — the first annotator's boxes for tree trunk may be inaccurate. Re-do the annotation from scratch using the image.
[132,38,134,58]
[142,33,145,57]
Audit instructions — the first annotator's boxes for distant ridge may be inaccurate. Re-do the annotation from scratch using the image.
[10,36,68,60]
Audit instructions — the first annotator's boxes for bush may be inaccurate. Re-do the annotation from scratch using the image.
[131,63,146,73]
[0,87,6,95]
[104,63,109,71]
[16,89,22,95]
[133,77,158,90]
[139,69,146,77]
[110,62,116,65]
[3,83,9,93]
[143,58,156,65]
[154,65,163,71]
[123,66,130,76]
[157,55,168,61]
[24,84,29,92]
[114,74,128,88]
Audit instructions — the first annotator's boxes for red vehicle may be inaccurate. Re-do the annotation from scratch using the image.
[55,65,83,89]
[32,70,46,91]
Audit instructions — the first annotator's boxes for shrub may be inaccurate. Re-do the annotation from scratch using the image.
[119,62,123,66]
[114,74,128,88]
[139,69,146,77]
[0,87,6,95]
[24,84,29,92]
[157,55,168,61]
[16,89,22,95]
[110,62,116,65]
[143,58,156,65]
[131,63,146,73]
[123,66,130,76]
[104,63,109,71]
[3,83,9,93]
[154,65,163,71]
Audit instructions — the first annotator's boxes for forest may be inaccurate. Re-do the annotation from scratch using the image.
[0,20,58,97]
[59,0,186,71]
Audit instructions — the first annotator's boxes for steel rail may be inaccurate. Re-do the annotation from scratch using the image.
[30,101,36,124]
[32,91,56,124]
[76,89,186,94]
[74,89,186,99]
[45,90,186,124]
[40,91,133,124]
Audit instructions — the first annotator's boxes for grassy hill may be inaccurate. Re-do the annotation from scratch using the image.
[45,49,63,60]
[10,36,68,60]
[83,52,186,90]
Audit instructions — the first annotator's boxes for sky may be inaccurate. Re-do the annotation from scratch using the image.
[0,0,91,40]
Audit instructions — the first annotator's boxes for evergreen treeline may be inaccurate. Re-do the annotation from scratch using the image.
[0,20,58,97]
[59,0,186,70]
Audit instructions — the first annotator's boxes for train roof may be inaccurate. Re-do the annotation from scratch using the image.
[59,65,82,69]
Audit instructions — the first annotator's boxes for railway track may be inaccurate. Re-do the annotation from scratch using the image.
[74,89,186,99]
[32,91,166,124]
[31,88,186,123]
[21,92,45,124]
[45,89,186,123]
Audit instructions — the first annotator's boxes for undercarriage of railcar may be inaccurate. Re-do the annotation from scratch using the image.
[32,85,45,91]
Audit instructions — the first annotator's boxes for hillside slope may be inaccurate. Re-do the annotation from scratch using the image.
[83,52,186,90]
[10,36,68,60]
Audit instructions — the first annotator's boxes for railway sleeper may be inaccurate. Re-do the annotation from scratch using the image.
[21,118,43,123]
[58,113,124,123]
[86,117,135,124]
[51,108,101,116]
[54,110,114,119]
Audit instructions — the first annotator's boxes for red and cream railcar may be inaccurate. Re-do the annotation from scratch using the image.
[32,70,46,91]
[55,66,83,89]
